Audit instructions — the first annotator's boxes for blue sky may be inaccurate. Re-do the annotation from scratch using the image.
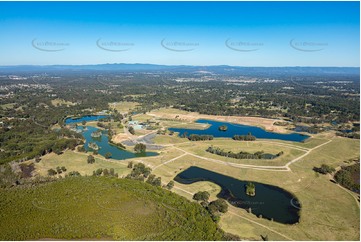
[0,1,359,66]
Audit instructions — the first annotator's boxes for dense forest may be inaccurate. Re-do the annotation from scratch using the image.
[334,163,360,193]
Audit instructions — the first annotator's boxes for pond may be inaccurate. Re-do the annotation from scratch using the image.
[80,126,158,160]
[65,115,109,125]
[174,166,300,224]
[65,115,158,160]
[169,119,309,142]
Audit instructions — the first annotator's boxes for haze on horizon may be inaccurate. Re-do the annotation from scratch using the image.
[0,1,359,67]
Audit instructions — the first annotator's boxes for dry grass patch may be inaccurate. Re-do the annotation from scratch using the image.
[51,99,77,107]
[34,150,129,177]
[109,101,140,113]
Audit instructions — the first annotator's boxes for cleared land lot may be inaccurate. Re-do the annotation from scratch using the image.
[51,98,77,107]
[109,101,140,113]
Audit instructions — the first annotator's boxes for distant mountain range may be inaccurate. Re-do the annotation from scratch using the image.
[0,63,359,77]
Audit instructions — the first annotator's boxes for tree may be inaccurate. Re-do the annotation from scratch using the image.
[82,120,86,125]
[87,155,95,164]
[146,174,162,187]
[146,174,156,184]
[61,166,67,172]
[93,168,103,176]
[77,145,86,152]
[67,171,81,177]
[218,125,228,131]
[47,168,57,176]
[193,191,210,202]
[56,166,63,174]
[246,182,256,196]
[35,156,41,163]
[109,168,115,176]
[127,162,152,180]
[105,152,112,159]
[208,199,228,213]
[153,177,162,187]
[166,180,174,190]
[134,143,146,153]
[128,126,135,135]
[313,164,335,175]
[103,168,109,176]
[127,161,133,168]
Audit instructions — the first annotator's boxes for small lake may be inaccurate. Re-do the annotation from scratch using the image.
[65,115,109,125]
[169,119,309,142]
[81,126,158,160]
[65,115,158,160]
[174,166,300,224]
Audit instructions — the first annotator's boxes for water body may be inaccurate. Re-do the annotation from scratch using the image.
[65,116,158,159]
[81,126,158,160]
[175,166,300,224]
[65,115,109,125]
[169,119,309,142]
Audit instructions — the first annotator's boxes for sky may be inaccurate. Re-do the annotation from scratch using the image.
[0,1,359,67]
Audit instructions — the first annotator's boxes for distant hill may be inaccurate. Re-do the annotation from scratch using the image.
[0,63,359,77]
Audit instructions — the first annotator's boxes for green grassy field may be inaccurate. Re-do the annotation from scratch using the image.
[0,176,225,240]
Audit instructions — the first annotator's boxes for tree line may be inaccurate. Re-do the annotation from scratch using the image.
[206,146,283,160]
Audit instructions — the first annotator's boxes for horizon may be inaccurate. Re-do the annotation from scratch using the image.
[0,63,359,68]
[0,1,359,67]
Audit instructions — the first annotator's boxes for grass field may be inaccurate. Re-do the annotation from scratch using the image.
[132,113,154,122]
[34,150,130,177]
[173,138,306,166]
[109,101,140,113]
[153,134,186,144]
[51,99,77,107]
[151,107,194,115]
[0,176,225,240]
[150,135,360,241]
[0,103,16,109]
